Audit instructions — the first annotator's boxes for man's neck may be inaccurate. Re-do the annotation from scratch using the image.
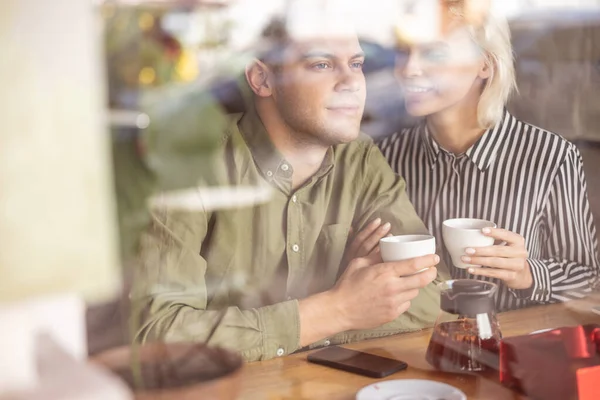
[255,101,328,190]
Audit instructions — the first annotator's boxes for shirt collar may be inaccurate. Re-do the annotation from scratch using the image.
[238,104,335,185]
[239,105,286,181]
[421,122,441,168]
[420,109,514,172]
[466,109,514,171]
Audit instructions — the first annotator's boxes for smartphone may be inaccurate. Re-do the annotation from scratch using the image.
[307,346,408,378]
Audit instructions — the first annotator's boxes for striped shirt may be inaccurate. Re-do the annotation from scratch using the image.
[378,110,600,311]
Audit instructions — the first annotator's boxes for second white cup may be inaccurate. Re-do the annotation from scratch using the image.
[442,218,496,269]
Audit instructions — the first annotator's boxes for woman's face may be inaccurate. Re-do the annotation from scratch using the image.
[395,27,490,117]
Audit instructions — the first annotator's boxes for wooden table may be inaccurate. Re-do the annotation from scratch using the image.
[239,300,600,400]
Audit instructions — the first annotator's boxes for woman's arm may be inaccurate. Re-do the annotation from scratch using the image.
[466,145,599,302]
[525,145,600,302]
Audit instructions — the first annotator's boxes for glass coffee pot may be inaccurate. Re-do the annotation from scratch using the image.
[426,279,502,372]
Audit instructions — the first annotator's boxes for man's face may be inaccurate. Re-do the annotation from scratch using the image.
[269,36,366,146]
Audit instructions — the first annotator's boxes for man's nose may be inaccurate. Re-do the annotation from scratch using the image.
[334,66,363,92]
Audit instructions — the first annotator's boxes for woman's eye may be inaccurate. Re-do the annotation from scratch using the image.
[395,49,410,64]
[396,48,409,57]
[424,50,447,61]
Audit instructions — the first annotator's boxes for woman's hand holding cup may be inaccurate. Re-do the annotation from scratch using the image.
[443,218,532,290]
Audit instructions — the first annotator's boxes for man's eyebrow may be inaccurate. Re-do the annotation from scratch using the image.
[300,50,366,59]
[300,51,335,60]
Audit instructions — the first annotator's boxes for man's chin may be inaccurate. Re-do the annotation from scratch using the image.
[328,131,361,146]
[322,123,361,144]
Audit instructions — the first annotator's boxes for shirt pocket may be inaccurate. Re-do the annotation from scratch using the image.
[319,223,351,245]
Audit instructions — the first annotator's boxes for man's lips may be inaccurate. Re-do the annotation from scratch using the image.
[326,106,361,116]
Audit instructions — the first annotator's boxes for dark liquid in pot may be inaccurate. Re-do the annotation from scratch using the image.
[426,320,501,372]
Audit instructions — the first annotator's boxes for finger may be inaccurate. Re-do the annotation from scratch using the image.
[369,233,392,256]
[365,250,383,265]
[394,289,419,304]
[467,266,518,283]
[396,301,412,316]
[461,255,524,271]
[345,220,380,260]
[347,256,376,272]
[349,218,382,252]
[394,267,438,291]
[464,245,528,259]
[389,254,440,277]
[358,222,391,256]
[368,245,381,255]
[482,228,525,246]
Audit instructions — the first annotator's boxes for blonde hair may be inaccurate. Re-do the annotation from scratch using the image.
[446,0,518,128]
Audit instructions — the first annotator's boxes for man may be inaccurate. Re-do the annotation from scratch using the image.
[134,15,447,362]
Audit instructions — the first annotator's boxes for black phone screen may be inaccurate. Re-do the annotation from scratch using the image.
[307,346,408,378]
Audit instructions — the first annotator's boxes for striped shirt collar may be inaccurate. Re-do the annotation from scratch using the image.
[421,109,514,172]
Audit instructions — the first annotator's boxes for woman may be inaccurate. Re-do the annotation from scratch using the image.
[350,2,599,311]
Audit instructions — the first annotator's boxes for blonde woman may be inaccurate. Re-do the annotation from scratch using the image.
[350,1,599,311]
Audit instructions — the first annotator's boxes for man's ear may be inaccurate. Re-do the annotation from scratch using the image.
[245,59,274,97]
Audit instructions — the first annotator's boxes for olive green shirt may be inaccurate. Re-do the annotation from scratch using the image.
[135,107,448,361]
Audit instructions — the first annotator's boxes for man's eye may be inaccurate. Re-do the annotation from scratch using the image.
[312,62,331,70]
[351,62,364,70]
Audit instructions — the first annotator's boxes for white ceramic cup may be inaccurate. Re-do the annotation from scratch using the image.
[442,218,496,269]
[379,234,436,266]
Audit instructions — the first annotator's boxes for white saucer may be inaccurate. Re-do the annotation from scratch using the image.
[356,379,467,400]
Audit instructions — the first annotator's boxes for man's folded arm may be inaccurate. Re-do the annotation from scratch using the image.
[348,143,444,333]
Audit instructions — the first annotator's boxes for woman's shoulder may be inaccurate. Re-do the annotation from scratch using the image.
[507,114,579,159]
[510,114,573,147]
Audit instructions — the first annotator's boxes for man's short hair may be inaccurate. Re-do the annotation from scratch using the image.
[257,16,291,67]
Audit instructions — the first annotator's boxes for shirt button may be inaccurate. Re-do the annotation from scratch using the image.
[266,170,273,177]
[291,195,297,203]
[324,339,331,347]
[281,164,289,171]
[292,244,300,252]
[276,348,285,357]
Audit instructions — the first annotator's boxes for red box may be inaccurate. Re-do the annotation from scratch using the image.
[500,325,600,400]
[577,364,600,400]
